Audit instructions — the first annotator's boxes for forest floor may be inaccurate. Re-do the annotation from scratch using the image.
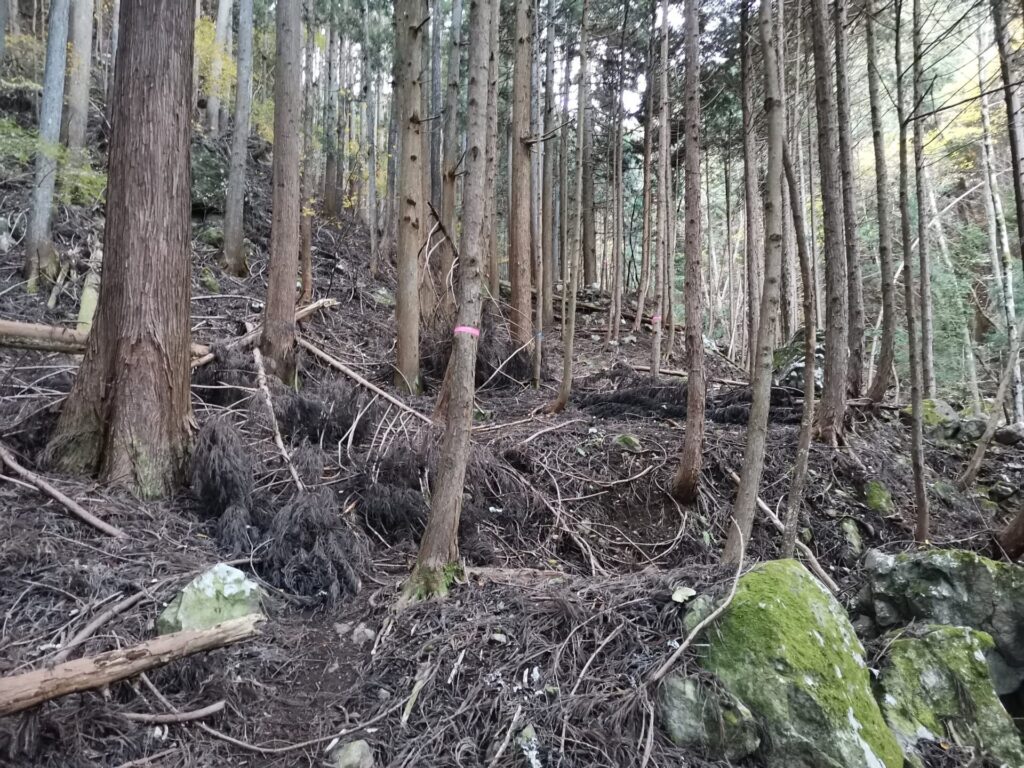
[2,123,1023,768]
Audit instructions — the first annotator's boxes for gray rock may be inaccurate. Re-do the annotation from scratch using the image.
[692,559,903,768]
[900,398,959,439]
[878,625,1024,768]
[659,674,760,761]
[958,417,987,441]
[864,548,1024,694]
[157,563,263,634]
[994,422,1024,446]
[330,739,375,768]
[840,518,864,564]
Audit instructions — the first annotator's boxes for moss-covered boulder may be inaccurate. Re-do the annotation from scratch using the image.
[157,563,263,634]
[863,480,895,515]
[697,559,902,768]
[878,625,1024,767]
[191,139,228,214]
[900,398,959,439]
[865,548,1024,695]
[659,674,760,761]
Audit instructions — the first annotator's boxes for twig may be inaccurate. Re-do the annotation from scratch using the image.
[0,442,127,539]
[517,418,586,446]
[647,524,745,686]
[112,748,179,768]
[121,700,225,723]
[297,337,433,425]
[488,703,522,766]
[727,470,839,593]
[247,326,305,491]
[569,623,624,697]
[52,590,147,663]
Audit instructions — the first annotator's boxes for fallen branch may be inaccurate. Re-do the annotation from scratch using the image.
[0,442,128,539]
[52,590,148,663]
[121,700,225,723]
[727,469,838,594]
[190,298,338,368]
[0,319,209,358]
[248,323,305,491]
[297,337,434,426]
[0,615,263,716]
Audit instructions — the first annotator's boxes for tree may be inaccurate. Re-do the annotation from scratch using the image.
[834,0,864,397]
[508,0,534,348]
[724,0,782,560]
[895,0,929,542]
[408,0,494,598]
[670,0,704,504]
[207,0,233,134]
[541,6,556,328]
[222,0,254,277]
[298,0,316,305]
[992,0,1024,278]
[23,0,71,293]
[394,0,428,392]
[809,0,848,444]
[64,0,94,152]
[324,8,341,217]
[364,0,379,259]
[864,0,896,402]
[632,19,656,334]
[260,0,303,383]
[911,0,934,398]
[46,0,194,499]
[650,0,670,378]
[740,0,763,373]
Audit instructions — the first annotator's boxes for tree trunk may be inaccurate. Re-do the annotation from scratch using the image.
[993,0,1024,280]
[809,0,848,444]
[441,0,463,238]
[409,0,494,598]
[365,8,379,261]
[46,0,194,499]
[896,0,929,542]
[650,0,670,378]
[324,14,340,216]
[911,0,935,399]
[223,0,254,277]
[541,1,555,328]
[670,0,704,505]
[484,0,500,301]
[24,0,70,293]
[740,0,763,377]
[394,0,427,392]
[834,0,864,397]
[64,0,94,152]
[207,0,232,135]
[298,0,316,306]
[633,16,656,334]
[548,0,588,413]
[507,0,534,347]
[581,80,596,287]
[429,0,443,209]
[260,0,302,384]
[865,0,896,402]
[0,0,7,61]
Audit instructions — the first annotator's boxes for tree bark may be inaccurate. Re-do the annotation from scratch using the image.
[394,0,427,392]
[441,0,463,239]
[46,0,194,499]
[651,0,670,378]
[993,0,1024,280]
[541,2,556,328]
[895,0,929,542]
[429,0,443,209]
[809,0,848,444]
[581,76,596,288]
[724,0,782,559]
[24,0,70,293]
[365,6,379,261]
[507,0,534,347]
[834,0,864,397]
[740,0,763,376]
[260,0,303,383]
[484,0,500,302]
[64,0,94,152]
[865,0,896,402]
[633,21,656,334]
[207,0,232,135]
[324,14,340,216]
[408,0,493,598]
[911,0,935,398]
[223,0,254,277]
[670,0,704,505]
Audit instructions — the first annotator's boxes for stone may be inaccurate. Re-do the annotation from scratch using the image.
[989,479,1017,502]
[659,674,760,762]
[865,548,1024,695]
[840,518,864,564]
[773,328,825,393]
[157,564,262,634]
[351,622,376,645]
[902,398,959,439]
[199,266,220,293]
[863,480,895,516]
[330,739,375,768]
[958,417,987,441]
[878,625,1024,768]
[197,224,224,248]
[696,559,902,768]
[994,422,1024,446]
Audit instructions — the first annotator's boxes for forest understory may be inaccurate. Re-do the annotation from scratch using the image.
[2,114,1022,767]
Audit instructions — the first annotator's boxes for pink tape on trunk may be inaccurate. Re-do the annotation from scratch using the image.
[454,326,481,337]
[651,315,662,323]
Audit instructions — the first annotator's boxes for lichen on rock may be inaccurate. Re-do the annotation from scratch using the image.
[659,674,760,761]
[157,563,263,634]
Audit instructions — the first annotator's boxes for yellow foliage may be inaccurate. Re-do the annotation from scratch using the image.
[252,98,275,142]
[194,17,237,104]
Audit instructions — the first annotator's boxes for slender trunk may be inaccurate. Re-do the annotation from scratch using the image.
[0,0,7,61]
[912,0,935,398]
[223,0,254,278]
[24,0,70,293]
[741,0,763,376]
[651,0,670,378]
[298,1,316,306]
[260,0,303,383]
[324,15,340,216]
[865,0,896,401]
[541,2,555,328]
[896,0,929,542]
[441,0,463,235]
[725,155,737,357]
[429,0,443,208]
[606,3,628,345]
[559,45,571,285]
[207,0,232,135]
[993,0,1024,279]
[581,74,596,287]
[633,19,657,333]
[104,0,120,126]
[365,9,379,262]
[810,0,848,444]
[394,0,427,392]
[409,0,494,597]
[548,0,588,413]
[47,0,194,498]
[670,0,704,504]
[64,0,94,152]
[834,0,864,397]
[508,0,534,347]
[484,0,500,301]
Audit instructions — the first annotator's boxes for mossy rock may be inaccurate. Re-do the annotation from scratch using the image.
[157,563,263,634]
[197,224,224,248]
[772,328,825,393]
[191,139,228,214]
[878,624,1024,767]
[659,674,760,761]
[697,559,902,768]
[863,480,895,515]
[901,398,959,438]
[865,548,1024,695]
[199,266,220,293]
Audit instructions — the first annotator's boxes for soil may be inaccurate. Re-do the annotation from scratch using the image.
[2,103,1021,768]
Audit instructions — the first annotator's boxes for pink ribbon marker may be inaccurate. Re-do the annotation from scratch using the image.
[454,326,480,337]
[651,315,662,324]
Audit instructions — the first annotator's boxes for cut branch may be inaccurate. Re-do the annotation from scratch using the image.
[0,319,210,358]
